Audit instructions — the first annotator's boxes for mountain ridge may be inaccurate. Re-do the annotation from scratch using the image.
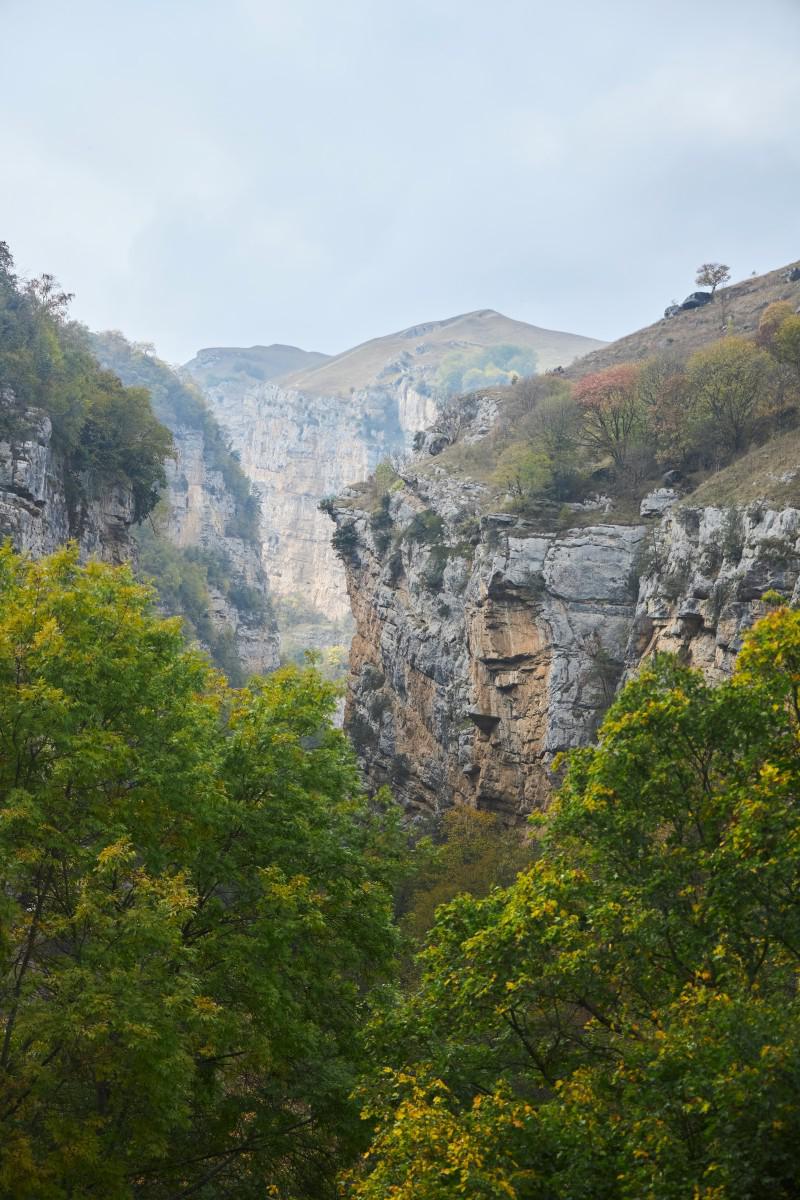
[279,308,606,396]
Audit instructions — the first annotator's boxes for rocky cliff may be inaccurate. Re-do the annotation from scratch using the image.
[331,263,800,820]
[184,313,604,647]
[92,334,279,679]
[333,446,800,822]
[155,422,279,678]
[0,402,135,564]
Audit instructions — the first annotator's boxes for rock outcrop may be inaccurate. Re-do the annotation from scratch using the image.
[190,378,413,624]
[333,468,800,822]
[162,423,279,676]
[0,406,135,563]
[92,333,279,679]
[184,313,605,642]
[628,503,800,681]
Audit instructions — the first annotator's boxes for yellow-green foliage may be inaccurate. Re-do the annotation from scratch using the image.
[348,606,800,1199]
[400,807,534,944]
[686,336,780,453]
[774,314,800,374]
[491,443,552,505]
[0,545,405,1199]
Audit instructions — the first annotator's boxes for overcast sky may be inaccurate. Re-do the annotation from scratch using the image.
[2,0,799,364]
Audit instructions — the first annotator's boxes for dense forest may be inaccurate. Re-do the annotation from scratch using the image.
[2,545,800,1197]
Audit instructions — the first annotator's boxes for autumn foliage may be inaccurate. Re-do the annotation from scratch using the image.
[347,603,800,1198]
[486,303,800,511]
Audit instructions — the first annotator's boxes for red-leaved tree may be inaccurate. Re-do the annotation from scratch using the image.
[573,363,644,471]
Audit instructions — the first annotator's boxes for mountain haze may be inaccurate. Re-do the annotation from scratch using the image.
[183,309,604,658]
[185,343,330,389]
[280,309,605,396]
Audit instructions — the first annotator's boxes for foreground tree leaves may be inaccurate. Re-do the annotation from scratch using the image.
[347,603,800,1199]
[0,544,405,1199]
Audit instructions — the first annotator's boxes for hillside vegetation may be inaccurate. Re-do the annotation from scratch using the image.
[92,332,261,544]
[91,332,274,681]
[422,276,800,524]
[0,244,171,522]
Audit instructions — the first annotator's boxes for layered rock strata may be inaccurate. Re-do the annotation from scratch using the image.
[334,471,800,821]
[0,409,134,563]
[192,378,413,623]
[163,425,279,676]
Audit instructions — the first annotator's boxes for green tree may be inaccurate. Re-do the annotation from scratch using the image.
[347,604,800,1199]
[687,335,778,454]
[400,808,533,944]
[773,314,800,377]
[0,545,404,1199]
[492,443,552,505]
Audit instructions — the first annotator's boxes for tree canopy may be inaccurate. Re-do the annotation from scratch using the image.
[695,263,731,296]
[0,545,405,1199]
[346,602,800,1199]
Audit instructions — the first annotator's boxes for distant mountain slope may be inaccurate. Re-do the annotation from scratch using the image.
[185,343,330,389]
[182,309,604,652]
[281,309,605,396]
[565,261,800,379]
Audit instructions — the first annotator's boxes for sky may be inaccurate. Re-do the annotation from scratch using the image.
[2,0,799,365]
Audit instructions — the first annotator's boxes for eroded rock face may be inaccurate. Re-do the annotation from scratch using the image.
[0,410,134,564]
[627,504,800,681]
[336,473,800,822]
[191,379,427,625]
[163,426,279,676]
[336,464,646,820]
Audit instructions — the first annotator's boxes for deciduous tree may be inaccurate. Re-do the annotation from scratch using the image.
[347,603,800,1199]
[573,362,645,472]
[0,545,404,1199]
[687,335,777,453]
[695,262,731,296]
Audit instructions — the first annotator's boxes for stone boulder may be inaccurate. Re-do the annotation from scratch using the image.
[640,488,679,518]
[680,291,713,310]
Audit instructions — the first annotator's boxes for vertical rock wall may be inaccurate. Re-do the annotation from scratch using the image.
[192,379,429,624]
[335,468,800,822]
[162,424,279,675]
[0,409,135,563]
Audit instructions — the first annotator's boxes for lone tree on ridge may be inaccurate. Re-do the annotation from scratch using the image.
[695,262,731,297]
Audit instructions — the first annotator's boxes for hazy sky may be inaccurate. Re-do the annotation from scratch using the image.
[3,0,799,364]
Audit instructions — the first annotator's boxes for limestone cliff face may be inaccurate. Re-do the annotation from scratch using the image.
[183,314,604,637]
[189,377,418,622]
[334,471,800,821]
[0,408,134,563]
[163,424,279,676]
[91,333,279,679]
[628,503,800,680]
